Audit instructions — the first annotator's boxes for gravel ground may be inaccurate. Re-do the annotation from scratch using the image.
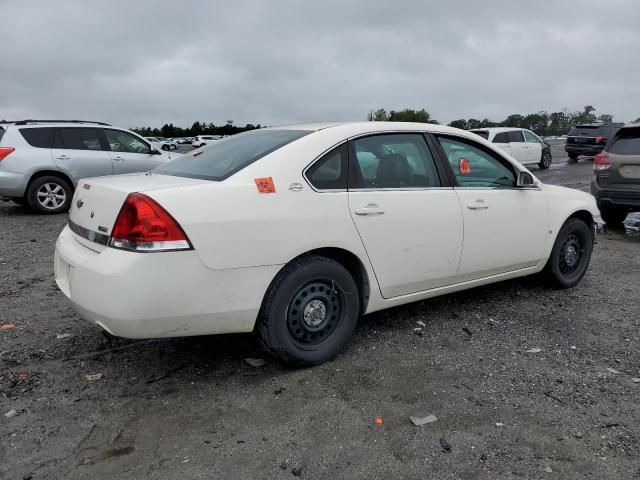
[1,144,639,479]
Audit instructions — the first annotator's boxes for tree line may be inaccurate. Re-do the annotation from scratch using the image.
[131,120,262,138]
[367,106,618,136]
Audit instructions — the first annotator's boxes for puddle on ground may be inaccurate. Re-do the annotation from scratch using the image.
[596,212,640,240]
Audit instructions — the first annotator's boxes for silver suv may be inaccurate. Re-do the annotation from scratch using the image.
[0,120,176,213]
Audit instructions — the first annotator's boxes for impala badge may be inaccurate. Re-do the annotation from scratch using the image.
[289,183,303,192]
[76,199,84,209]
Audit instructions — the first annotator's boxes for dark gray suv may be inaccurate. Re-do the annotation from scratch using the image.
[591,124,640,225]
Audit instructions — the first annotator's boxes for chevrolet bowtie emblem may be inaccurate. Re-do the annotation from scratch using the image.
[76,199,84,209]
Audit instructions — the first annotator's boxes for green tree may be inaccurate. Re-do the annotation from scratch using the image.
[448,119,468,129]
[388,108,432,123]
[367,108,389,121]
[597,113,613,123]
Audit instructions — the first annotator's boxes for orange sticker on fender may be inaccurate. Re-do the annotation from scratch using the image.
[254,177,276,193]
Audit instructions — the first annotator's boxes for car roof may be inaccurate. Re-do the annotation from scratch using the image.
[265,121,470,137]
[469,127,529,133]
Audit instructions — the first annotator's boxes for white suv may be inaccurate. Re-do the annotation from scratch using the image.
[0,120,177,213]
[470,128,553,169]
[191,135,219,148]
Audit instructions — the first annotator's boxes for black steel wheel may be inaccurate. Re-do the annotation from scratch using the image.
[286,279,344,349]
[258,255,360,366]
[544,218,593,288]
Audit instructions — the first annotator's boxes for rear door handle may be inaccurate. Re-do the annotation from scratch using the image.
[467,200,489,210]
[113,156,125,161]
[56,154,70,160]
[354,203,385,216]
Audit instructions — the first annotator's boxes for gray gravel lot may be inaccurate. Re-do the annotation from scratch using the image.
[1,142,639,479]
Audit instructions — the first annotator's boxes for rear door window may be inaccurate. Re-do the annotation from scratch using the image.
[507,131,524,143]
[350,134,441,189]
[608,128,640,155]
[20,127,55,148]
[493,132,508,143]
[54,128,104,151]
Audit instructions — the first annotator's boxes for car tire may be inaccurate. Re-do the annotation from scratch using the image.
[26,175,73,214]
[539,150,552,169]
[600,207,627,226]
[568,153,579,162]
[544,218,593,288]
[257,255,360,367]
[162,145,170,151]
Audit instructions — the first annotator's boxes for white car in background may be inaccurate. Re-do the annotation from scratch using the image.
[145,137,177,151]
[470,127,553,169]
[55,122,597,366]
[192,135,219,147]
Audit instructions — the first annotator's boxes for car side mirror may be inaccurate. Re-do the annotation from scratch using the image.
[516,171,537,188]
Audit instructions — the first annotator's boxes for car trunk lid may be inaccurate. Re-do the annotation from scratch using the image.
[68,173,209,251]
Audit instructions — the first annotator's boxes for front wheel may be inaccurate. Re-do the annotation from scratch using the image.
[257,256,360,367]
[544,218,593,288]
[539,150,552,169]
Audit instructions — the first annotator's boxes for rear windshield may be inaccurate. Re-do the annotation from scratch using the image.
[20,127,55,148]
[157,129,310,181]
[608,127,640,155]
[471,130,489,140]
[569,125,603,136]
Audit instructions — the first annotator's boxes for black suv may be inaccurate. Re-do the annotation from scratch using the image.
[565,122,624,160]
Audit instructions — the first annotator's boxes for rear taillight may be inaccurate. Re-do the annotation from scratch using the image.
[594,153,611,171]
[109,193,192,252]
[0,147,15,160]
[595,135,607,143]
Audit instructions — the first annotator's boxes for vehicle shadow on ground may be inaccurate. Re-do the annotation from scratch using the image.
[63,272,558,384]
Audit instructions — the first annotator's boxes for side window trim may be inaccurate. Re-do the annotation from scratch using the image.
[431,134,518,189]
[346,132,446,191]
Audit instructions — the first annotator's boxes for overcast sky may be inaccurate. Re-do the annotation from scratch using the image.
[1,0,639,128]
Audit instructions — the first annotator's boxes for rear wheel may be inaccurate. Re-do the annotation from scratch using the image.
[27,176,72,214]
[600,207,627,226]
[539,150,552,169]
[544,218,593,288]
[568,152,579,162]
[257,256,360,367]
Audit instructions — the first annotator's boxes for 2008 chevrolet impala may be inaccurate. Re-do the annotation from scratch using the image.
[54,122,598,365]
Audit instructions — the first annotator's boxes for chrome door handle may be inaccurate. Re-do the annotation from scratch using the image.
[467,200,489,210]
[113,156,125,161]
[355,204,385,216]
[56,154,70,160]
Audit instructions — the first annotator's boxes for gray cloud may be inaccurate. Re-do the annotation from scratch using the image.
[1,0,639,128]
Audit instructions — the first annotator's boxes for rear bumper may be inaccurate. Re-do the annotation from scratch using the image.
[591,181,640,210]
[565,144,603,156]
[54,225,281,338]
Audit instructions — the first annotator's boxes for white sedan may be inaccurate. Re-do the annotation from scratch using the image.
[54,122,598,366]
